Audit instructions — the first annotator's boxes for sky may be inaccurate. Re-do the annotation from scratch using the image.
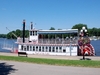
[0,0,100,34]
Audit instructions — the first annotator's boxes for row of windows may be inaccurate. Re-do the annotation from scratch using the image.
[30,31,37,36]
[21,45,66,53]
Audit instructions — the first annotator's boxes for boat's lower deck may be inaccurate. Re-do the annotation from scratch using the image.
[18,44,78,56]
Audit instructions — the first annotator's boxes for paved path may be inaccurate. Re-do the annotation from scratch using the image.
[0,52,100,75]
[0,60,100,75]
[0,52,100,60]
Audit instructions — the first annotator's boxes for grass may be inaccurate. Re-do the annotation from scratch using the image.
[0,55,100,68]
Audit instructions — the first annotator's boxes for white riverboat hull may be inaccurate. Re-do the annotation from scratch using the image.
[17,44,78,56]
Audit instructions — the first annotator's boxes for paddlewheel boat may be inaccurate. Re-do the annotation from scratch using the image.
[15,20,95,56]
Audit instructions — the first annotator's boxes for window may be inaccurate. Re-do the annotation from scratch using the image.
[63,49,66,53]
[56,47,58,52]
[59,47,62,52]
[52,47,55,52]
[35,31,37,35]
[21,45,23,50]
[59,47,62,50]
[39,46,41,51]
[56,47,58,50]
[34,31,37,35]
[24,47,26,51]
[49,47,51,52]
[46,46,48,52]
[30,31,32,35]
[33,31,34,35]
[33,46,35,51]
[42,46,44,52]
[46,46,48,49]
[30,46,32,51]
[36,46,38,51]
[27,46,29,51]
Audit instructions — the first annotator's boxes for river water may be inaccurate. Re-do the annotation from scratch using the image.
[0,38,17,53]
[0,38,100,56]
[91,40,100,56]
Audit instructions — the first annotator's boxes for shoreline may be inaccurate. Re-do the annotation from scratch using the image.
[0,52,100,61]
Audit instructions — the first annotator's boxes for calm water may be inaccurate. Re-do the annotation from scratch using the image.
[0,38,100,56]
[0,38,17,53]
[91,40,100,56]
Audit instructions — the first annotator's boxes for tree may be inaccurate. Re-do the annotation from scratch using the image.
[6,29,29,39]
[49,27,55,30]
[88,28,92,36]
[0,34,6,38]
[97,28,100,36]
[92,28,98,36]
[6,32,12,39]
[58,28,62,30]
[72,23,88,31]
[25,30,29,37]
[15,29,21,37]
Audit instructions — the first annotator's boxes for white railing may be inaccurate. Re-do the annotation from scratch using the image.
[17,38,78,44]
[17,38,29,43]
[38,38,78,44]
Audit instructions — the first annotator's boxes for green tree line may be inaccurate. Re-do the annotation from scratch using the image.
[0,34,6,38]
[0,24,100,39]
[71,23,100,36]
[0,29,29,39]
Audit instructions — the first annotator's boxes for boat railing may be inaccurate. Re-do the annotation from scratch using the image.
[17,38,29,43]
[38,38,78,44]
[17,37,78,44]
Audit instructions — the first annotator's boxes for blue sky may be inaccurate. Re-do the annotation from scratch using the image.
[0,0,100,34]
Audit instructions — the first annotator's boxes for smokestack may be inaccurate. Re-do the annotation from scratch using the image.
[23,19,25,43]
[31,22,33,29]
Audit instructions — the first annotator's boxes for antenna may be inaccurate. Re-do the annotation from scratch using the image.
[30,22,33,29]
[34,23,36,29]
[30,22,36,29]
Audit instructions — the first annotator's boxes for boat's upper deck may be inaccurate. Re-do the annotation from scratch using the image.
[16,37,78,45]
[30,29,78,34]
[16,28,79,45]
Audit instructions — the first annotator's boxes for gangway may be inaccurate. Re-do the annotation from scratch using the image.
[1,27,18,53]
[2,44,13,50]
